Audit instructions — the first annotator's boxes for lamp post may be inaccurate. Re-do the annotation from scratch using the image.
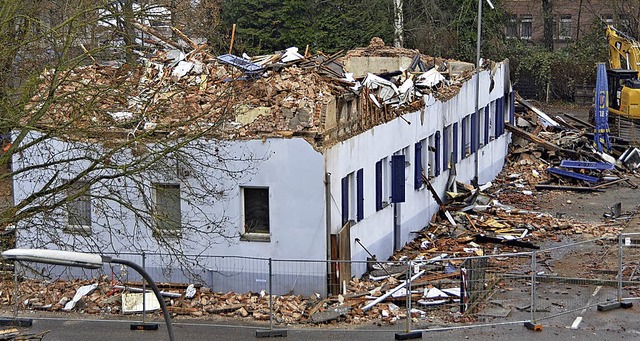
[473,0,495,187]
[2,249,175,341]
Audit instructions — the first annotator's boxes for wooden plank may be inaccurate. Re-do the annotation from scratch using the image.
[535,184,604,192]
[338,222,351,293]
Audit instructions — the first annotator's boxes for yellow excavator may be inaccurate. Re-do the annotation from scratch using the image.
[605,25,640,120]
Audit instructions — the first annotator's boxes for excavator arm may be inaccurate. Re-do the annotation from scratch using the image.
[606,25,640,75]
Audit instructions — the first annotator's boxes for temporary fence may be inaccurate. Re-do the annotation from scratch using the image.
[3,234,639,337]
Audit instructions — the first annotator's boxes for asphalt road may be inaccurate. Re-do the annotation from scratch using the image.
[8,304,640,341]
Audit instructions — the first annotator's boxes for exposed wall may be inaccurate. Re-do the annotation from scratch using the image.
[12,135,327,294]
[324,62,513,275]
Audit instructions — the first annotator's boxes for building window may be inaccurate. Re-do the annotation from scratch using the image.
[462,116,469,157]
[427,134,435,177]
[356,169,364,222]
[506,17,517,38]
[66,181,91,233]
[376,158,390,211]
[153,183,181,237]
[521,16,532,39]
[484,106,490,144]
[444,125,452,170]
[434,131,441,176]
[342,170,363,225]
[559,15,572,40]
[452,122,459,164]
[471,112,478,153]
[414,141,423,190]
[390,155,405,203]
[241,187,270,240]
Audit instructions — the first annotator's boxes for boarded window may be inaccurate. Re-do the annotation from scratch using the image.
[243,187,270,234]
[66,181,91,229]
[375,160,383,211]
[434,131,441,176]
[154,184,181,234]
[414,141,423,190]
[391,155,405,203]
[453,122,459,164]
[356,169,364,221]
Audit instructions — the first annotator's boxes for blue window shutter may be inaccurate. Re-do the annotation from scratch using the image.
[453,122,459,164]
[461,119,467,158]
[484,106,490,145]
[341,176,349,226]
[471,112,477,153]
[509,91,516,125]
[496,97,503,137]
[391,155,405,203]
[375,161,383,211]
[443,129,449,170]
[435,131,441,176]
[414,142,422,190]
[500,97,506,136]
[356,169,364,221]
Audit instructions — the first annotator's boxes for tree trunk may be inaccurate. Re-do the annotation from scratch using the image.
[393,0,403,48]
[122,0,137,65]
[542,0,554,51]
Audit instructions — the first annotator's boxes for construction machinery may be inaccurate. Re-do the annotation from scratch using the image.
[604,25,640,141]
[606,25,640,117]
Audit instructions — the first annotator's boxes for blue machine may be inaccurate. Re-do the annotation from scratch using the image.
[594,63,612,152]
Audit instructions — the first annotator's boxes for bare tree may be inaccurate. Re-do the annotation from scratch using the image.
[1,1,274,281]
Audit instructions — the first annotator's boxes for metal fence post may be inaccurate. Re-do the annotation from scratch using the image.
[618,234,623,302]
[405,261,411,333]
[531,251,537,323]
[13,262,18,320]
[269,257,273,332]
[142,252,146,323]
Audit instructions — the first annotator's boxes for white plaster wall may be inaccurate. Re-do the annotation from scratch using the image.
[325,62,512,273]
[12,135,326,260]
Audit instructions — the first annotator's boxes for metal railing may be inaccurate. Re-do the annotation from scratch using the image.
[3,234,639,336]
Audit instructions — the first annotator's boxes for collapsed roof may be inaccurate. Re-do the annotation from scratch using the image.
[26,34,480,148]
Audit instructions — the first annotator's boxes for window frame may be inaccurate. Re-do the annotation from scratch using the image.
[520,16,533,40]
[558,15,572,40]
[65,180,92,234]
[152,183,182,238]
[240,186,271,242]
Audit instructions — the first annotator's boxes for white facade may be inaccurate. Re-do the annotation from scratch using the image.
[12,62,513,295]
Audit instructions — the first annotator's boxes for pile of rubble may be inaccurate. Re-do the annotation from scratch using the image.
[27,24,478,145]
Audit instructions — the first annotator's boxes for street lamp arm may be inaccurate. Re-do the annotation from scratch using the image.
[109,257,176,341]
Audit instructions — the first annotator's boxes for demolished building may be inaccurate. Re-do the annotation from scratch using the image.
[11,38,514,296]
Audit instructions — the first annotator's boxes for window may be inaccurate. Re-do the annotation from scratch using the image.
[506,17,517,38]
[376,159,384,211]
[390,155,405,203]
[559,15,572,40]
[521,16,532,39]
[452,122,459,164]
[242,187,270,240]
[484,106,490,145]
[462,116,469,157]
[342,170,363,224]
[414,140,424,190]
[495,97,504,137]
[434,131,441,176]
[356,169,364,221]
[427,134,435,177]
[66,181,91,233]
[153,183,181,236]
[471,112,478,153]
[444,125,452,170]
